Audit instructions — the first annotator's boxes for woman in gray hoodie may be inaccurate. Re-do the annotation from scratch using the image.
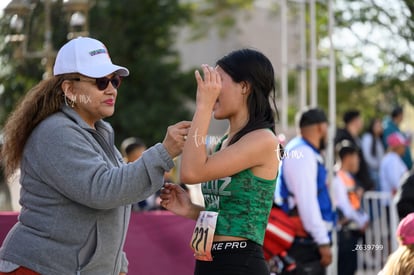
[0,37,190,275]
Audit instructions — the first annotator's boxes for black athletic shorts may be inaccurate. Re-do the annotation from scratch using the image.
[194,240,269,275]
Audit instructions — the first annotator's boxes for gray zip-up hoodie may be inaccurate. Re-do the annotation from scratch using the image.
[0,106,174,275]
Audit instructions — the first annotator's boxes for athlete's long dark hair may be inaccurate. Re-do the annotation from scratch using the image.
[216,48,278,145]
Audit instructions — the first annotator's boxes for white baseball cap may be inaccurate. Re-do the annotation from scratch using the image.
[53,37,129,78]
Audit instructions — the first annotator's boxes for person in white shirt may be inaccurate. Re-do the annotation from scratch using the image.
[361,118,385,190]
[333,140,369,275]
[274,108,335,275]
[379,132,409,204]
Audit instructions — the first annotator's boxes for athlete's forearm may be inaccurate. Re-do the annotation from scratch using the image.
[180,106,212,184]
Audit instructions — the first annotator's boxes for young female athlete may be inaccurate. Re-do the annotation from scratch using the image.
[160,48,279,275]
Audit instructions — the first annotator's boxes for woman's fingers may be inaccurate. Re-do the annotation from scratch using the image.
[202,64,210,83]
[196,65,219,85]
[195,70,202,85]
[207,66,215,84]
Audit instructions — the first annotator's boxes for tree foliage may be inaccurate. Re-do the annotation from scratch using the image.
[187,0,414,119]
[89,0,195,146]
[335,0,414,108]
[0,1,66,124]
[185,0,254,39]
[283,0,414,120]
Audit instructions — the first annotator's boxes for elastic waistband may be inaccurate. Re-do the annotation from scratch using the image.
[211,240,260,252]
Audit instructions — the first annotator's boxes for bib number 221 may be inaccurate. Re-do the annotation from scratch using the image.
[190,211,218,261]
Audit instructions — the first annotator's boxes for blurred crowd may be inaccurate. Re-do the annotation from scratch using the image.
[333,106,412,216]
[267,105,414,275]
[332,106,413,275]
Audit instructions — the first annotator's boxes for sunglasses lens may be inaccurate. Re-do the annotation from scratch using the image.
[111,75,121,89]
[96,75,121,90]
[96,78,109,90]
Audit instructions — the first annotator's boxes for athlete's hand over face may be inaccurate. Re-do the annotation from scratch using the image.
[194,64,222,110]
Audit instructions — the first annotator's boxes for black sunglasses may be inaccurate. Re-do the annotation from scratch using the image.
[68,75,122,90]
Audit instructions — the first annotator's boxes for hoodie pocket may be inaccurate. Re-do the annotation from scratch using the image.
[77,223,98,270]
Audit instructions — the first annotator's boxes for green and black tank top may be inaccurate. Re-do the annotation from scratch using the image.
[201,134,276,245]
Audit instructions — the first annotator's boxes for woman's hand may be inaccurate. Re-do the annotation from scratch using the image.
[194,65,221,110]
[160,183,201,220]
[162,121,191,158]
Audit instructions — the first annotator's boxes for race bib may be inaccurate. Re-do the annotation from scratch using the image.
[190,211,218,261]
